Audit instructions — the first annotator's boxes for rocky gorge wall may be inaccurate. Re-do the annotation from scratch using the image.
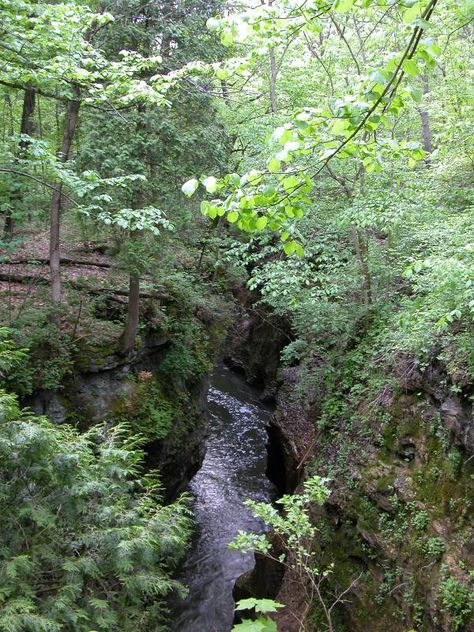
[26,301,231,501]
[225,305,474,632]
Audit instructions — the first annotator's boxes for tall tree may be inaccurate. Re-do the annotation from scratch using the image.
[3,88,36,239]
[80,0,229,353]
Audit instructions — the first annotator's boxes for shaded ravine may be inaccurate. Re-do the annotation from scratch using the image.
[171,366,275,632]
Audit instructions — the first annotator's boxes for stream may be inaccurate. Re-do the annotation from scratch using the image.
[171,366,275,632]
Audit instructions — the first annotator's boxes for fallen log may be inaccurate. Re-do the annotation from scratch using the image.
[1,257,112,268]
[0,272,171,301]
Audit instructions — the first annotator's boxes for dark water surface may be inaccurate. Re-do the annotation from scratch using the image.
[171,366,274,632]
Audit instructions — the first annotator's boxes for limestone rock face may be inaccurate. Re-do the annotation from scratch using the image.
[233,349,474,631]
[441,397,474,454]
[224,299,291,401]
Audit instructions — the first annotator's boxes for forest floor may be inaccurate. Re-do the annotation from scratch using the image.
[0,229,171,340]
[0,230,142,353]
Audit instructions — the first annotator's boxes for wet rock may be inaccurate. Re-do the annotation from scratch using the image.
[270,367,317,492]
[396,437,417,461]
[30,391,67,423]
[233,549,285,605]
[441,397,474,454]
[224,306,291,397]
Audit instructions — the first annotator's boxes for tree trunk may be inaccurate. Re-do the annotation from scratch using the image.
[4,87,36,238]
[49,92,80,313]
[269,48,278,114]
[267,0,278,114]
[221,79,230,105]
[119,271,140,355]
[420,75,433,155]
[351,225,372,311]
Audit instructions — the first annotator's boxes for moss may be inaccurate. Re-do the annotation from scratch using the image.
[112,374,181,442]
[374,472,396,493]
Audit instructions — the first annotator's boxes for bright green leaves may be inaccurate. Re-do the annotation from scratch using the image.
[202,176,218,193]
[235,599,284,614]
[403,2,422,24]
[403,58,420,76]
[232,618,277,632]
[232,599,284,632]
[369,70,389,86]
[267,158,281,173]
[334,0,355,13]
[281,174,301,193]
[0,0,171,108]
[331,117,352,135]
[182,165,309,249]
[283,240,304,257]
[256,216,268,230]
[191,0,443,262]
[231,476,331,631]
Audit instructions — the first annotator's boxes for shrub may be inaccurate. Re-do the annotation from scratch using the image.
[440,574,473,631]
[0,391,191,632]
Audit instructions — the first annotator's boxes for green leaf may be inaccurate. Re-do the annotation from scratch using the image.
[332,118,351,134]
[369,70,388,86]
[268,158,281,173]
[182,178,199,197]
[409,87,422,103]
[402,59,420,76]
[227,211,239,223]
[254,599,284,614]
[216,67,229,80]
[256,216,268,230]
[202,176,218,193]
[403,3,420,23]
[284,241,297,255]
[281,175,300,193]
[221,29,234,46]
[334,0,355,13]
[232,619,270,632]
[294,242,304,258]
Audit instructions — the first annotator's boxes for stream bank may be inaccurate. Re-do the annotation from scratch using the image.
[225,303,474,632]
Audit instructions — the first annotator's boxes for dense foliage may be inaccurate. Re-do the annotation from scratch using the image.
[0,389,191,631]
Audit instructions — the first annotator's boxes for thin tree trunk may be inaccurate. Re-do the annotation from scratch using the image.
[119,270,140,355]
[351,226,372,311]
[269,47,278,114]
[119,102,145,355]
[221,79,230,105]
[4,87,36,238]
[420,75,433,154]
[49,91,80,313]
[266,0,278,114]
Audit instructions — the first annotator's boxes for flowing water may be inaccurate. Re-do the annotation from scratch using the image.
[171,366,274,632]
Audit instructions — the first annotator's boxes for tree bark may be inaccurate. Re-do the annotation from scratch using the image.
[351,226,372,310]
[269,47,278,114]
[266,0,278,114]
[119,271,140,355]
[3,87,36,238]
[49,91,80,313]
[420,75,433,154]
